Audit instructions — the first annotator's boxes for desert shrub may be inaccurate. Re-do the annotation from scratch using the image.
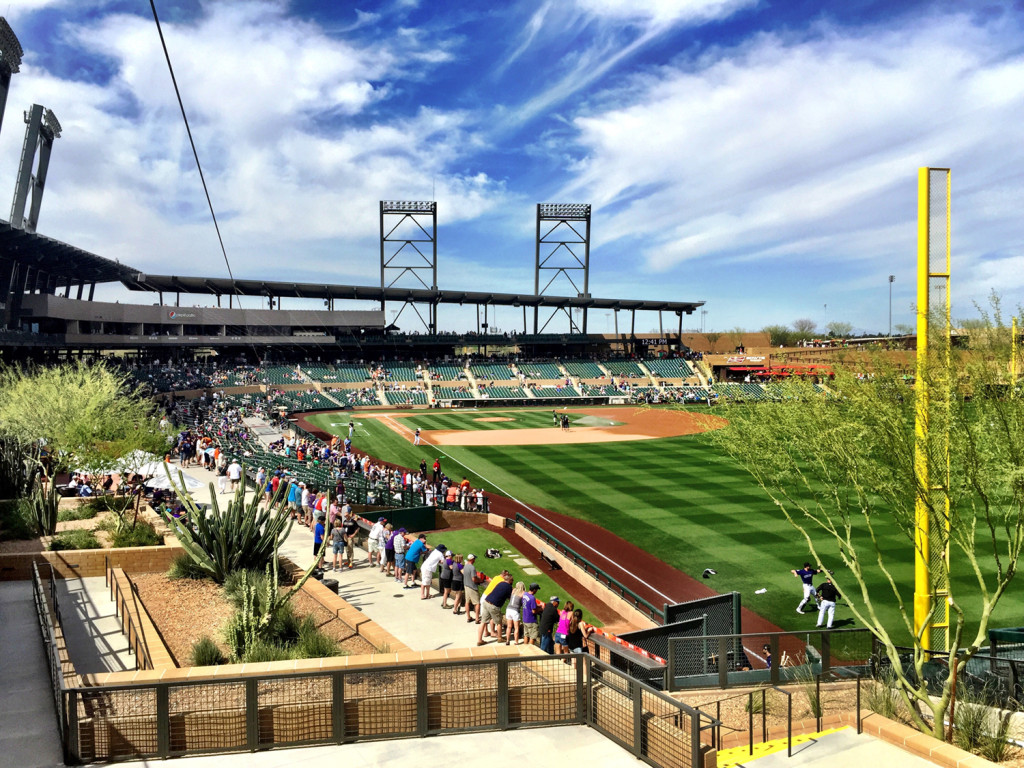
[49,529,101,551]
[0,498,36,541]
[745,689,770,715]
[953,701,988,754]
[167,553,210,581]
[294,616,342,659]
[190,636,226,667]
[981,711,1013,762]
[110,522,161,548]
[57,502,102,522]
[240,639,294,664]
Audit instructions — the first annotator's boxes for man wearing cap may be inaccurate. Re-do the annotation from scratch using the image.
[368,516,386,569]
[521,584,541,646]
[342,510,360,569]
[462,554,480,623]
[287,480,301,520]
[538,596,560,654]
[477,571,513,645]
[393,528,408,582]
[420,543,447,600]
[403,534,428,588]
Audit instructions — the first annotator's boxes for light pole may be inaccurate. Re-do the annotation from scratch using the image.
[824,304,827,334]
[701,310,707,333]
[888,275,895,336]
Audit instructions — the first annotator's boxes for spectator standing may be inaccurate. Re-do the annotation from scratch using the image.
[403,534,427,588]
[330,518,345,570]
[477,571,513,646]
[227,458,242,492]
[393,528,408,583]
[367,516,386,568]
[554,600,575,654]
[521,584,540,646]
[420,544,447,600]
[462,554,480,623]
[342,511,360,569]
[313,514,326,569]
[504,582,526,645]
[450,555,465,615]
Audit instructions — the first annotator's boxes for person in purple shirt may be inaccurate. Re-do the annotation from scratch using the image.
[521,583,541,646]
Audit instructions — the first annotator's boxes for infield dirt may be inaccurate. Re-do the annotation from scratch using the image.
[376,406,725,446]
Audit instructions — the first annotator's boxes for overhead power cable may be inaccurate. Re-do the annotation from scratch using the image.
[148,0,236,288]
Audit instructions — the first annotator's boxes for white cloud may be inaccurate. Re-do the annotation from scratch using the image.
[557,14,1024,322]
[573,0,756,26]
[0,2,506,285]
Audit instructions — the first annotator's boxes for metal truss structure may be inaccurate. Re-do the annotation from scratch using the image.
[380,200,437,333]
[535,203,591,333]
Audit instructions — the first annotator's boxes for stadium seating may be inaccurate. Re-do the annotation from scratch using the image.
[382,390,428,405]
[428,364,466,380]
[715,383,767,401]
[531,386,579,398]
[378,364,419,382]
[579,383,618,396]
[334,364,372,383]
[517,362,564,379]
[328,387,380,406]
[629,387,662,402]
[644,358,694,379]
[604,360,646,378]
[470,363,515,380]
[433,386,475,399]
[478,386,526,399]
[563,360,605,378]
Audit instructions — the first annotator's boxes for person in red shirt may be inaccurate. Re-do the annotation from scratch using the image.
[432,459,441,483]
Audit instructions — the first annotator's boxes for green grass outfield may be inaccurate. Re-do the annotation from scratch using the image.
[357,409,621,432]
[417,527,601,626]
[307,406,1020,642]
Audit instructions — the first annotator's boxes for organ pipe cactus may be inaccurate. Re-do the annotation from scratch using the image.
[159,466,294,583]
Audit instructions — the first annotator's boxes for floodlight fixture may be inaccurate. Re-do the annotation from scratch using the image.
[42,108,61,139]
[538,203,590,220]
[381,200,435,214]
[0,18,23,75]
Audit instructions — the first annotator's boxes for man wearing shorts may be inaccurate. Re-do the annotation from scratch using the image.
[521,583,541,645]
[403,534,427,588]
[342,511,360,569]
[791,562,822,614]
[477,571,513,646]
[462,554,480,623]
[368,516,386,568]
[420,544,447,600]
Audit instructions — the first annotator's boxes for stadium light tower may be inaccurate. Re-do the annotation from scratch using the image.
[0,17,23,140]
[534,203,591,334]
[888,274,895,336]
[10,104,62,233]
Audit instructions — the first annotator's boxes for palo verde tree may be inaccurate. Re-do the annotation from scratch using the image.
[0,361,169,535]
[707,308,1024,740]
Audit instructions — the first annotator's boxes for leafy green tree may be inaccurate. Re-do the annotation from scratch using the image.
[0,362,167,535]
[763,324,793,347]
[826,321,854,338]
[708,320,1024,740]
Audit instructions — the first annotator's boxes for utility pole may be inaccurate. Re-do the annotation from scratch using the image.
[889,275,895,336]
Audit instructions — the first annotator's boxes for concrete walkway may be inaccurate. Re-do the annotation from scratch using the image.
[0,581,65,768]
[110,725,639,768]
[742,727,933,768]
[55,576,133,674]
[172,459,494,651]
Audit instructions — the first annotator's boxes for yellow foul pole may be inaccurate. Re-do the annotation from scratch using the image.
[914,167,951,652]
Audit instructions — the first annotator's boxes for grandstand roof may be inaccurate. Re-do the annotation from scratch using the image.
[0,221,140,284]
[123,273,703,314]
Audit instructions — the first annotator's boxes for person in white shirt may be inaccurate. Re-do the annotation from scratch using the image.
[420,544,447,600]
[227,459,243,492]
[367,516,386,569]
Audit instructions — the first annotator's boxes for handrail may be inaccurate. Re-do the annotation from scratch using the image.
[515,512,664,623]
[31,561,69,761]
[769,685,794,757]
[107,565,154,671]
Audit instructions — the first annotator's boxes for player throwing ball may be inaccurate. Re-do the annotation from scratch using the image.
[791,562,822,614]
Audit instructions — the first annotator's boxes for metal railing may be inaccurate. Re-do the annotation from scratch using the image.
[106,564,154,671]
[53,651,715,767]
[31,561,70,763]
[515,512,664,624]
[666,628,876,690]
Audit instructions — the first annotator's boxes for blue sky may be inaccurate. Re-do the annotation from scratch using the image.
[2,0,1023,335]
